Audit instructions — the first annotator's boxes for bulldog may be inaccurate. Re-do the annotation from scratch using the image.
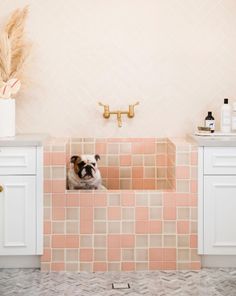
[67,154,106,190]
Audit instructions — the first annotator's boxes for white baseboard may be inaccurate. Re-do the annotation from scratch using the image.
[202,255,236,267]
[0,256,40,268]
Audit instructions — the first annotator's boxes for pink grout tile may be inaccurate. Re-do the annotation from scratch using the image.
[120,155,132,166]
[93,262,107,272]
[80,249,93,261]
[122,262,135,271]
[52,180,66,193]
[108,207,121,220]
[52,208,65,220]
[163,207,176,220]
[121,235,135,248]
[177,221,190,234]
[52,152,66,165]
[108,249,121,261]
[135,207,149,220]
[51,263,65,271]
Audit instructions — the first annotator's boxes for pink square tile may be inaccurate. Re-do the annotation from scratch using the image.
[108,235,120,248]
[191,181,197,193]
[164,248,176,261]
[66,235,80,248]
[52,152,66,165]
[149,261,163,270]
[108,249,121,261]
[108,167,119,178]
[190,235,197,248]
[52,180,66,193]
[121,235,135,248]
[80,194,93,207]
[177,221,190,234]
[132,167,143,178]
[143,179,155,190]
[135,221,149,234]
[122,262,135,271]
[120,155,131,166]
[80,249,93,261]
[93,262,107,272]
[80,208,93,220]
[191,262,201,270]
[66,196,80,207]
[51,263,65,271]
[99,167,108,178]
[163,207,176,220]
[52,208,65,220]
[156,155,167,166]
[191,194,197,206]
[163,193,176,207]
[107,179,119,189]
[191,152,197,165]
[44,152,51,165]
[52,194,66,207]
[149,248,163,261]
[121,193,135,206]
[95,143,107,154]
[176,166,190,179]
[44,180,52,193]
[132,179,143,190]
[143,142,155,154]
[149,221,162,233]
[94,193,107,206]
[135,207,149,220]
[164,262,176,270]
[44,222,51,234]
[41,249,51,262]
[175,193,191,206]
[52,235,66,248]
[80,220,93,234]
[132,143,144,154]
[108,207,121,220]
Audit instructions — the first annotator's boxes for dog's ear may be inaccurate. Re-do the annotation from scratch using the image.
[70,155,81,163]
[95,154,100,161]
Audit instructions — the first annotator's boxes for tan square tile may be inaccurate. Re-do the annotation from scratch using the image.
[120,168,131,178]
[164,235,176,247]
[122,222,134,233]
[120,179,131,189]
[94,222,106,233]
[132,155,143,166]
[80,263,92,272]
[108,194,120,206]
[108,222,120,233]
[136,235,148,247]
[178,249,190,261]
[94,235,106,248]
[149,193,162,206]
[94,249,107,261]
[144,155,155,166]
[144,167,155,178]
[66,249,79,262]
[177,235,189,248]
[94,208,107,220]
[52,222,65,234]
[52,249,64,262]
[80,235,93,247]
[108,263,120,271]
[84,144,95,154]
[66,222,79,233]
[150,207,162,220]
[136,249,148,261]
[122,208,134,220]
[66,208,79,220]
[164,221,176,234]
[136,193,149,206]
[120,143,131,154]
[108,155,119,166]
[52,167,65,179]
[149,235,162,247]
[122,249,134,261]
[177,208,190,220]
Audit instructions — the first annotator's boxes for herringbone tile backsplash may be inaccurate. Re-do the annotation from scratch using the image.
[1,0,236,137]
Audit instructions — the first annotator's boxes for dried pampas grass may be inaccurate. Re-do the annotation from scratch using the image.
[0,6,31,98]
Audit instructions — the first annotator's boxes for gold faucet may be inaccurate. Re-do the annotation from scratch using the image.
[98,101,140,127]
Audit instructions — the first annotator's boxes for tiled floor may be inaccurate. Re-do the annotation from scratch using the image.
[0,268,236,296]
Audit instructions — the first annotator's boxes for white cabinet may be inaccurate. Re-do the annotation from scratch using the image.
[0,146,43,256]
[199,147,236,255]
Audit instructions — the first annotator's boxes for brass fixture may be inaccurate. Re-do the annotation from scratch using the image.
[0,185,3,192]
[98,101,140,127]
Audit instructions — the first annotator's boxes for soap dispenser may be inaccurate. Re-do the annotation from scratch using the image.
[221,98,231,133]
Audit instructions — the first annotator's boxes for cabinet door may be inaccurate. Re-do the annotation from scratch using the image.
[0,176,36,255]
[204,176,236,254]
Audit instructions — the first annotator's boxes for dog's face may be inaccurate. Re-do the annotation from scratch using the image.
[70,154,100,180]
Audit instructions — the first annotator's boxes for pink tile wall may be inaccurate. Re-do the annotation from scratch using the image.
[41,137,200,272]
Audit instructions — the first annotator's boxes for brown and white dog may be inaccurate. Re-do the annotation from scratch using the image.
[67,154,106,190]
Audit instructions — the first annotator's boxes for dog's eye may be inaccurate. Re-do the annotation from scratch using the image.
[92,163,96,166]
[78,161,85,167]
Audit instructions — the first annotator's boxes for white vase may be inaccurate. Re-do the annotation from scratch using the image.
[0,98,15,137]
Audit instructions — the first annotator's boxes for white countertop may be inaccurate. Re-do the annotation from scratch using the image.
[190,134,236,147]
[0,134,49,147]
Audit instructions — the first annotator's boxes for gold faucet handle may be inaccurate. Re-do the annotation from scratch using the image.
[132,101,140,107]
[98,102,108,107]
[0,185,4,192]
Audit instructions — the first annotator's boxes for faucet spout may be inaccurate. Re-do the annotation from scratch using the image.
[117,112,122,127]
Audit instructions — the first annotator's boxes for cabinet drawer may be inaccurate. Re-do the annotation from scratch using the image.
[204,147,236,175]
[0,147,36,175]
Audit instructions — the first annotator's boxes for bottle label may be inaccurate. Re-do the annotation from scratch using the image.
[205,120,215,131]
